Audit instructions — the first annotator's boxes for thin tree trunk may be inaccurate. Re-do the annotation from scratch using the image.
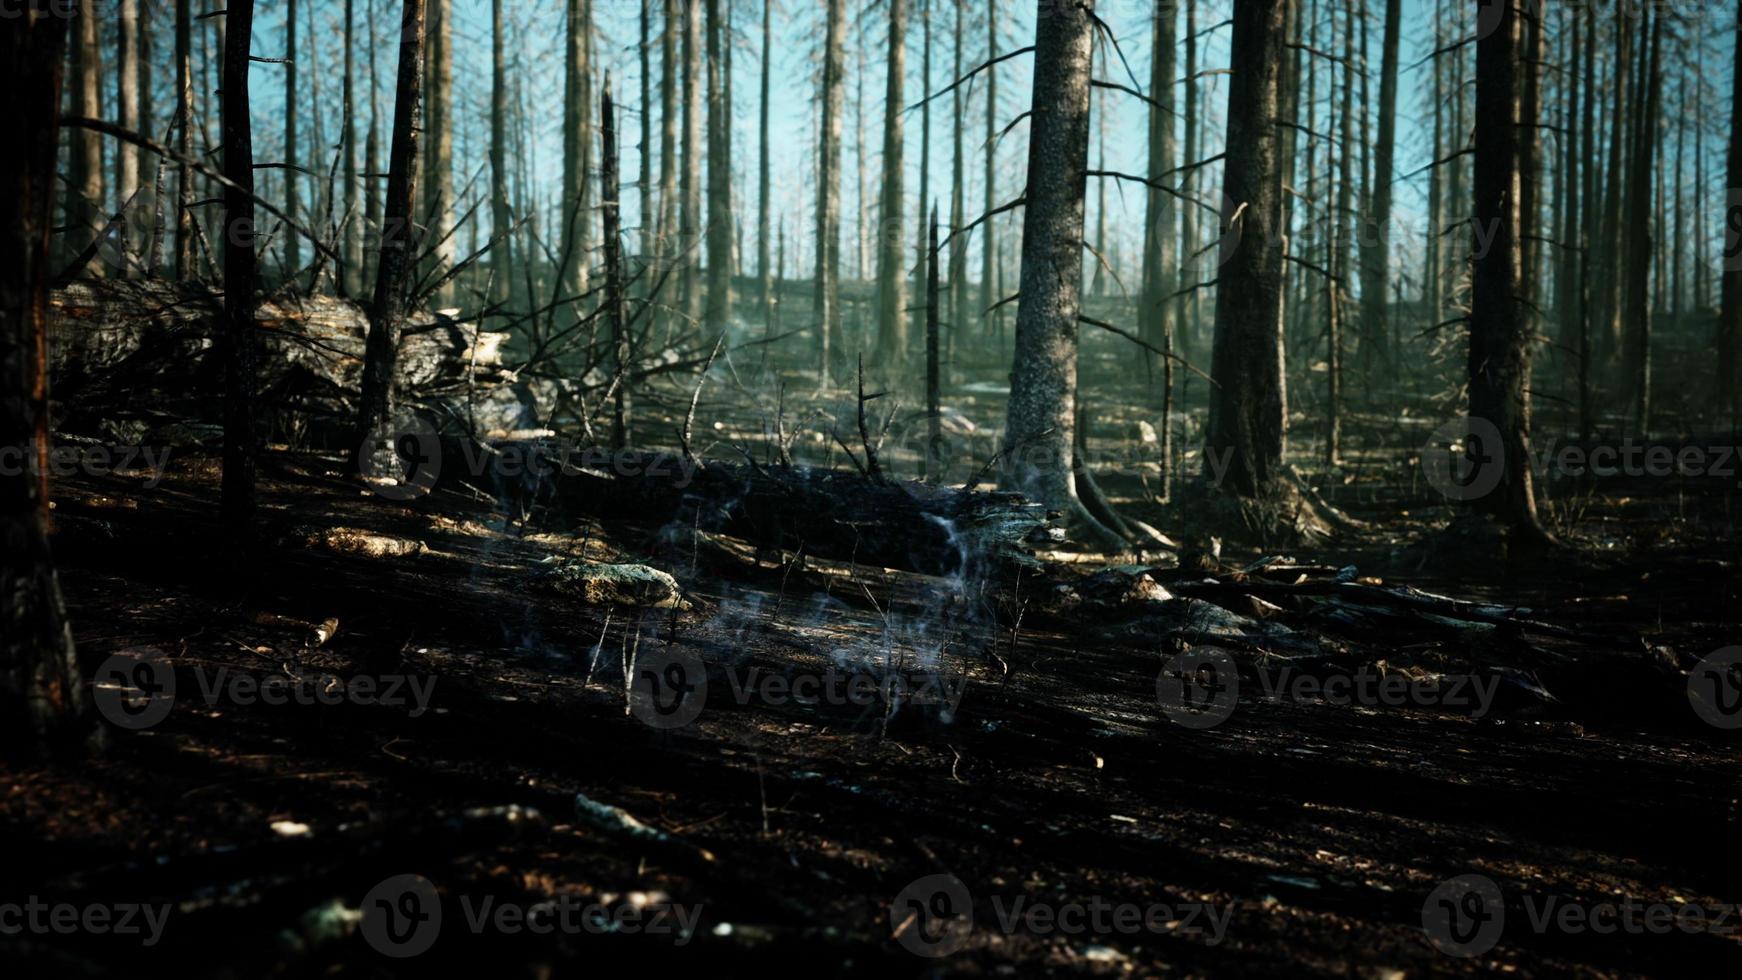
[680,0,701,326]
[875,0,908,367]
[358,0,427,448]
[1624,8,1662,434]
[1140,0,1177,493]
[704,0,733,331]
[284,0,300,278]
[1000,0,1118,547]
[66,0,104,276]
[603,80,630,449]
[814,0,846,387]
[1468,0,1546,539]
[221,0,259,543]
[757,0,772,321]
[980,0,998,338]
[490,0,513,306]
[1,3,89,749]
[657,0,680,334]
[925,206,941,480]
[365,6,382,290]
[343,0,361,297]
[173,0,195,279]
[947,0,965,358]
[1724,0,1742,421]
[1358,0,1399,375]
[561,0,594,301]
[1205,0,1288,498]
[116,0,140,275]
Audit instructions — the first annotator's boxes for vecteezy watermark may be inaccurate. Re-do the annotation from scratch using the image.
[0,443,170,488]
[1423,874,1742,958]
[1421,418,1742,501]
[626,648,967,732]
[889,874,1232,959]
[91,648,437,730]
[1156,651,1502,729]
[1423,875,1506,957]
[1688,646,1742,730]
[358,873,701,957]
[0,897,171,946]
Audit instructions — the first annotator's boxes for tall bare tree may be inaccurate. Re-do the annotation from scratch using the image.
[1205,0,1289,498]
[705,0,733,331]
[221,0,259,542]
[1000,0,1119,547]
[1723,0,1742,419]
[561,0,594,300]
[875,0,909,367]
[1467,0,1548,541]
[680,0,702,325]
[65,0,104,275]
[2,2,89,749]
[358,0,427,450]
[1357,0,1399,373]
[814,0,846,386]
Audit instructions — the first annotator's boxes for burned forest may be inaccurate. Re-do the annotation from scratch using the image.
[7,0,1742,975]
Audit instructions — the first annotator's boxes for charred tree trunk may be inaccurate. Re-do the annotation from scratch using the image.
[925,207,942,481]
[489,0,513,306]
[657,0,680,334]
[1358,0,1399,375]
[602,81,630,449]
[284,0,300,279]
[813,0,846,387]
[1724,0,1742,421]
[1467,0,1547,541]
[875,0,909,369]
[1204,0,1288,498]
[357,0,427,451]
[704,0,733,332]
[1623,9,1662,435]
[116,0,141,275]
[947,0,966,360]
[680,0,702,326]
[1,2,90,750]
[561,0,594,302]
[980,0,999,339]
[172,0,195,279]
[221,0,258,544]
[65,0,104,277]
[342,0,362,298]
[999,0,1119,548]
[757,0,772,322]
[1140,0,1177,497]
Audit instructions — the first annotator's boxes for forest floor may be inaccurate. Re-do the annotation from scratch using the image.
[5,329,1742,977]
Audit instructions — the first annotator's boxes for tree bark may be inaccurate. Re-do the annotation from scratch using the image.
[1467,0,1546,538]
[1204,0,1288,498]
[357,0,427,450]
[1358,0,1399,375]
[602,81,630,449]
[1723,0,1742,421]
[65,0,104,276]
[757,0,772,322]
[221,0,258,544]
[172,0,195,279]
[284,0,300,278]
[704,0,734,332]
[813,0,846,387]
[875,0,909,368]
[560,0,594,302]
[116,0,141,275]
[489,0,513,306]
[980,0,998,338]
[680,0,702,326]
[1,2,89,750]
[1000,0,1118,547]
[342,0,362,298]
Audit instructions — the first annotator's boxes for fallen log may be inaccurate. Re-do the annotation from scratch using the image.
[448,440,1059,580]
[47,277,520,439]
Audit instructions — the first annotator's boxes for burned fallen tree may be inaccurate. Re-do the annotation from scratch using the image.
[46,277,514,441]
[451,440,1059,581]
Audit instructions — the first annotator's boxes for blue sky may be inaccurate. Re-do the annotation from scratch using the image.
[213,0,1731,300]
